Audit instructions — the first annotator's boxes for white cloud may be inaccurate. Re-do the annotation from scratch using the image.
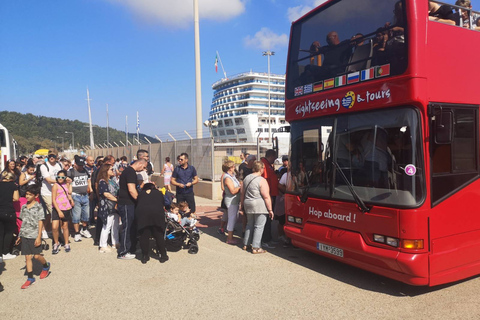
[287,0,328,22]
[106,0,246,28]
[244,27,288,50]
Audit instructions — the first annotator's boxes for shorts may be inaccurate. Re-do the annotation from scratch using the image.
[274,214,286,226]
[72,194,90,224]
[41,195,53,215]
[21,237,43,255]
[52,208,72,222]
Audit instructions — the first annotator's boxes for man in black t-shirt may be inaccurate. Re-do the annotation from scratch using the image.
[117,159,147,260]
[429,1,456,25]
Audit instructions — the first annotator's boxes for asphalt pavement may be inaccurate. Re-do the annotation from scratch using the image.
[1,197,480,319]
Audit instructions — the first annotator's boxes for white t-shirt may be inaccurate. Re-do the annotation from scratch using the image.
[167,212,179,222]
[279,172,288,186]
[136,170,149,184]
[40,162,63,196]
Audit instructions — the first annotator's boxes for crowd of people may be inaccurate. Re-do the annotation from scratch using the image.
[0,146,289,291]
[0,148,201,290]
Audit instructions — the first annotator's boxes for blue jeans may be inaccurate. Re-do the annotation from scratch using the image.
[118,204,136,255]
[243,213,267,249]
[72,194,90,224]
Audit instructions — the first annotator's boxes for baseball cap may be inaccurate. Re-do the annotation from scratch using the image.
[74,155,86,166]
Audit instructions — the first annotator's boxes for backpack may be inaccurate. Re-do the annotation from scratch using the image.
[146,162,154,175]
[35,162,62,185]
[35,163,47,185]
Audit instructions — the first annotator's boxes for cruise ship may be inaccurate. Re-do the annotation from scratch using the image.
[209,72,287,143]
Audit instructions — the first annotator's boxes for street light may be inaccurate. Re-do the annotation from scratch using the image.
[263,50,275,143]
[56,136,64,151]
[65,131,74,150]
[203,120,219,138]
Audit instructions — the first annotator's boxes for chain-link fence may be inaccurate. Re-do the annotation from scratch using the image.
[85,138,215,180]
[84,138,272,182]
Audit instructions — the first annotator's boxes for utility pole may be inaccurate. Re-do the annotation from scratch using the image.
[194,0,203,139]
[86,88,94,149]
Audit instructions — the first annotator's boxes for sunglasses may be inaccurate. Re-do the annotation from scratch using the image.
[48,155,57,159]
[56,176,66,179]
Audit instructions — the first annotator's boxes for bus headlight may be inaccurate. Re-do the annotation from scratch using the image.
[373,234,399,247]
[287,216,295,223]
[295,217,303,224]
[373,234,385,243]
[386,237,399,247]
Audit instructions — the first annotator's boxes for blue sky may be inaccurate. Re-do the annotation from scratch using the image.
[0,0,311,140]
[0,0,476,140]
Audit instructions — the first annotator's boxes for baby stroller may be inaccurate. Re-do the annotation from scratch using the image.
[164,215,200,254]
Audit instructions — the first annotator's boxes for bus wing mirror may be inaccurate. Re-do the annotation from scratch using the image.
[434,110,453,144]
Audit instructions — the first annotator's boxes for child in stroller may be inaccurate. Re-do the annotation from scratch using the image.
[165,202,199,254]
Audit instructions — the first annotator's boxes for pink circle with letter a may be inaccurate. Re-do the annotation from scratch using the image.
[405,164,416,176]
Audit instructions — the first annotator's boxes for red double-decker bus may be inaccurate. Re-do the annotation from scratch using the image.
[284,0,480,286]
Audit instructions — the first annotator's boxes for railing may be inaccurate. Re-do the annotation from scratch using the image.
[85,137,215,181]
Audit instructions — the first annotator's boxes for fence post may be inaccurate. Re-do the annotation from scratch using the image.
[211,137,215,181]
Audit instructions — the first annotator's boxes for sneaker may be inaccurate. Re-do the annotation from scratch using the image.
[40,262,51,279]
[80,229,92,238]
[52,243,61,255]
[217,228,225,235]
[117,253,136,260]
[21,278,36,289]
[74,234,82,242]
[41,230,49,239]
[270,240,280,245]
[2,253,17,260]
[99,247,112,253]
[64,244,71,253]
[262,242,276,249]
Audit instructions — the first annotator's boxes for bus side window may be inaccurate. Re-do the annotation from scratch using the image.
[431,106,479,205]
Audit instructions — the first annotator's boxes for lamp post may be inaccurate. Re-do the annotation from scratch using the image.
[65,131,74,150]
[56,136,64,151]
[203,120,218,181]
[262,50,275,143]
[203,120,219,139]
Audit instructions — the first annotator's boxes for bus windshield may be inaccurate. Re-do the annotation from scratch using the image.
[288,107,424,207]
[287,0,407,99]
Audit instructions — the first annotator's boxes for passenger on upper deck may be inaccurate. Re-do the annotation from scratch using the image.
[429,1,456,25]
[385,1,405,38]
[455,0,480,30]
[309,31,353,78]
[372,28,389,66]
[382,1,406,74]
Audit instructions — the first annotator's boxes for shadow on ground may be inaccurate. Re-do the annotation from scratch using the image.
[195,207,476,296]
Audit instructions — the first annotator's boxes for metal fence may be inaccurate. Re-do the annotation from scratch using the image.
[85,138,214,180]
[84,138,272,182]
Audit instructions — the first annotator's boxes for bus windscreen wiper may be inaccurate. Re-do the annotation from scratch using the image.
[332,161,370,213]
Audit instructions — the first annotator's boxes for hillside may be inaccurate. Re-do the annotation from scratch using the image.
[0,111,155,155]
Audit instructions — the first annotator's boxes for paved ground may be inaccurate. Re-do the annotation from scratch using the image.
[2,197,480,319]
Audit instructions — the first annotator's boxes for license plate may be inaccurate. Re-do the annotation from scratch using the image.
[317,242,344,258]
